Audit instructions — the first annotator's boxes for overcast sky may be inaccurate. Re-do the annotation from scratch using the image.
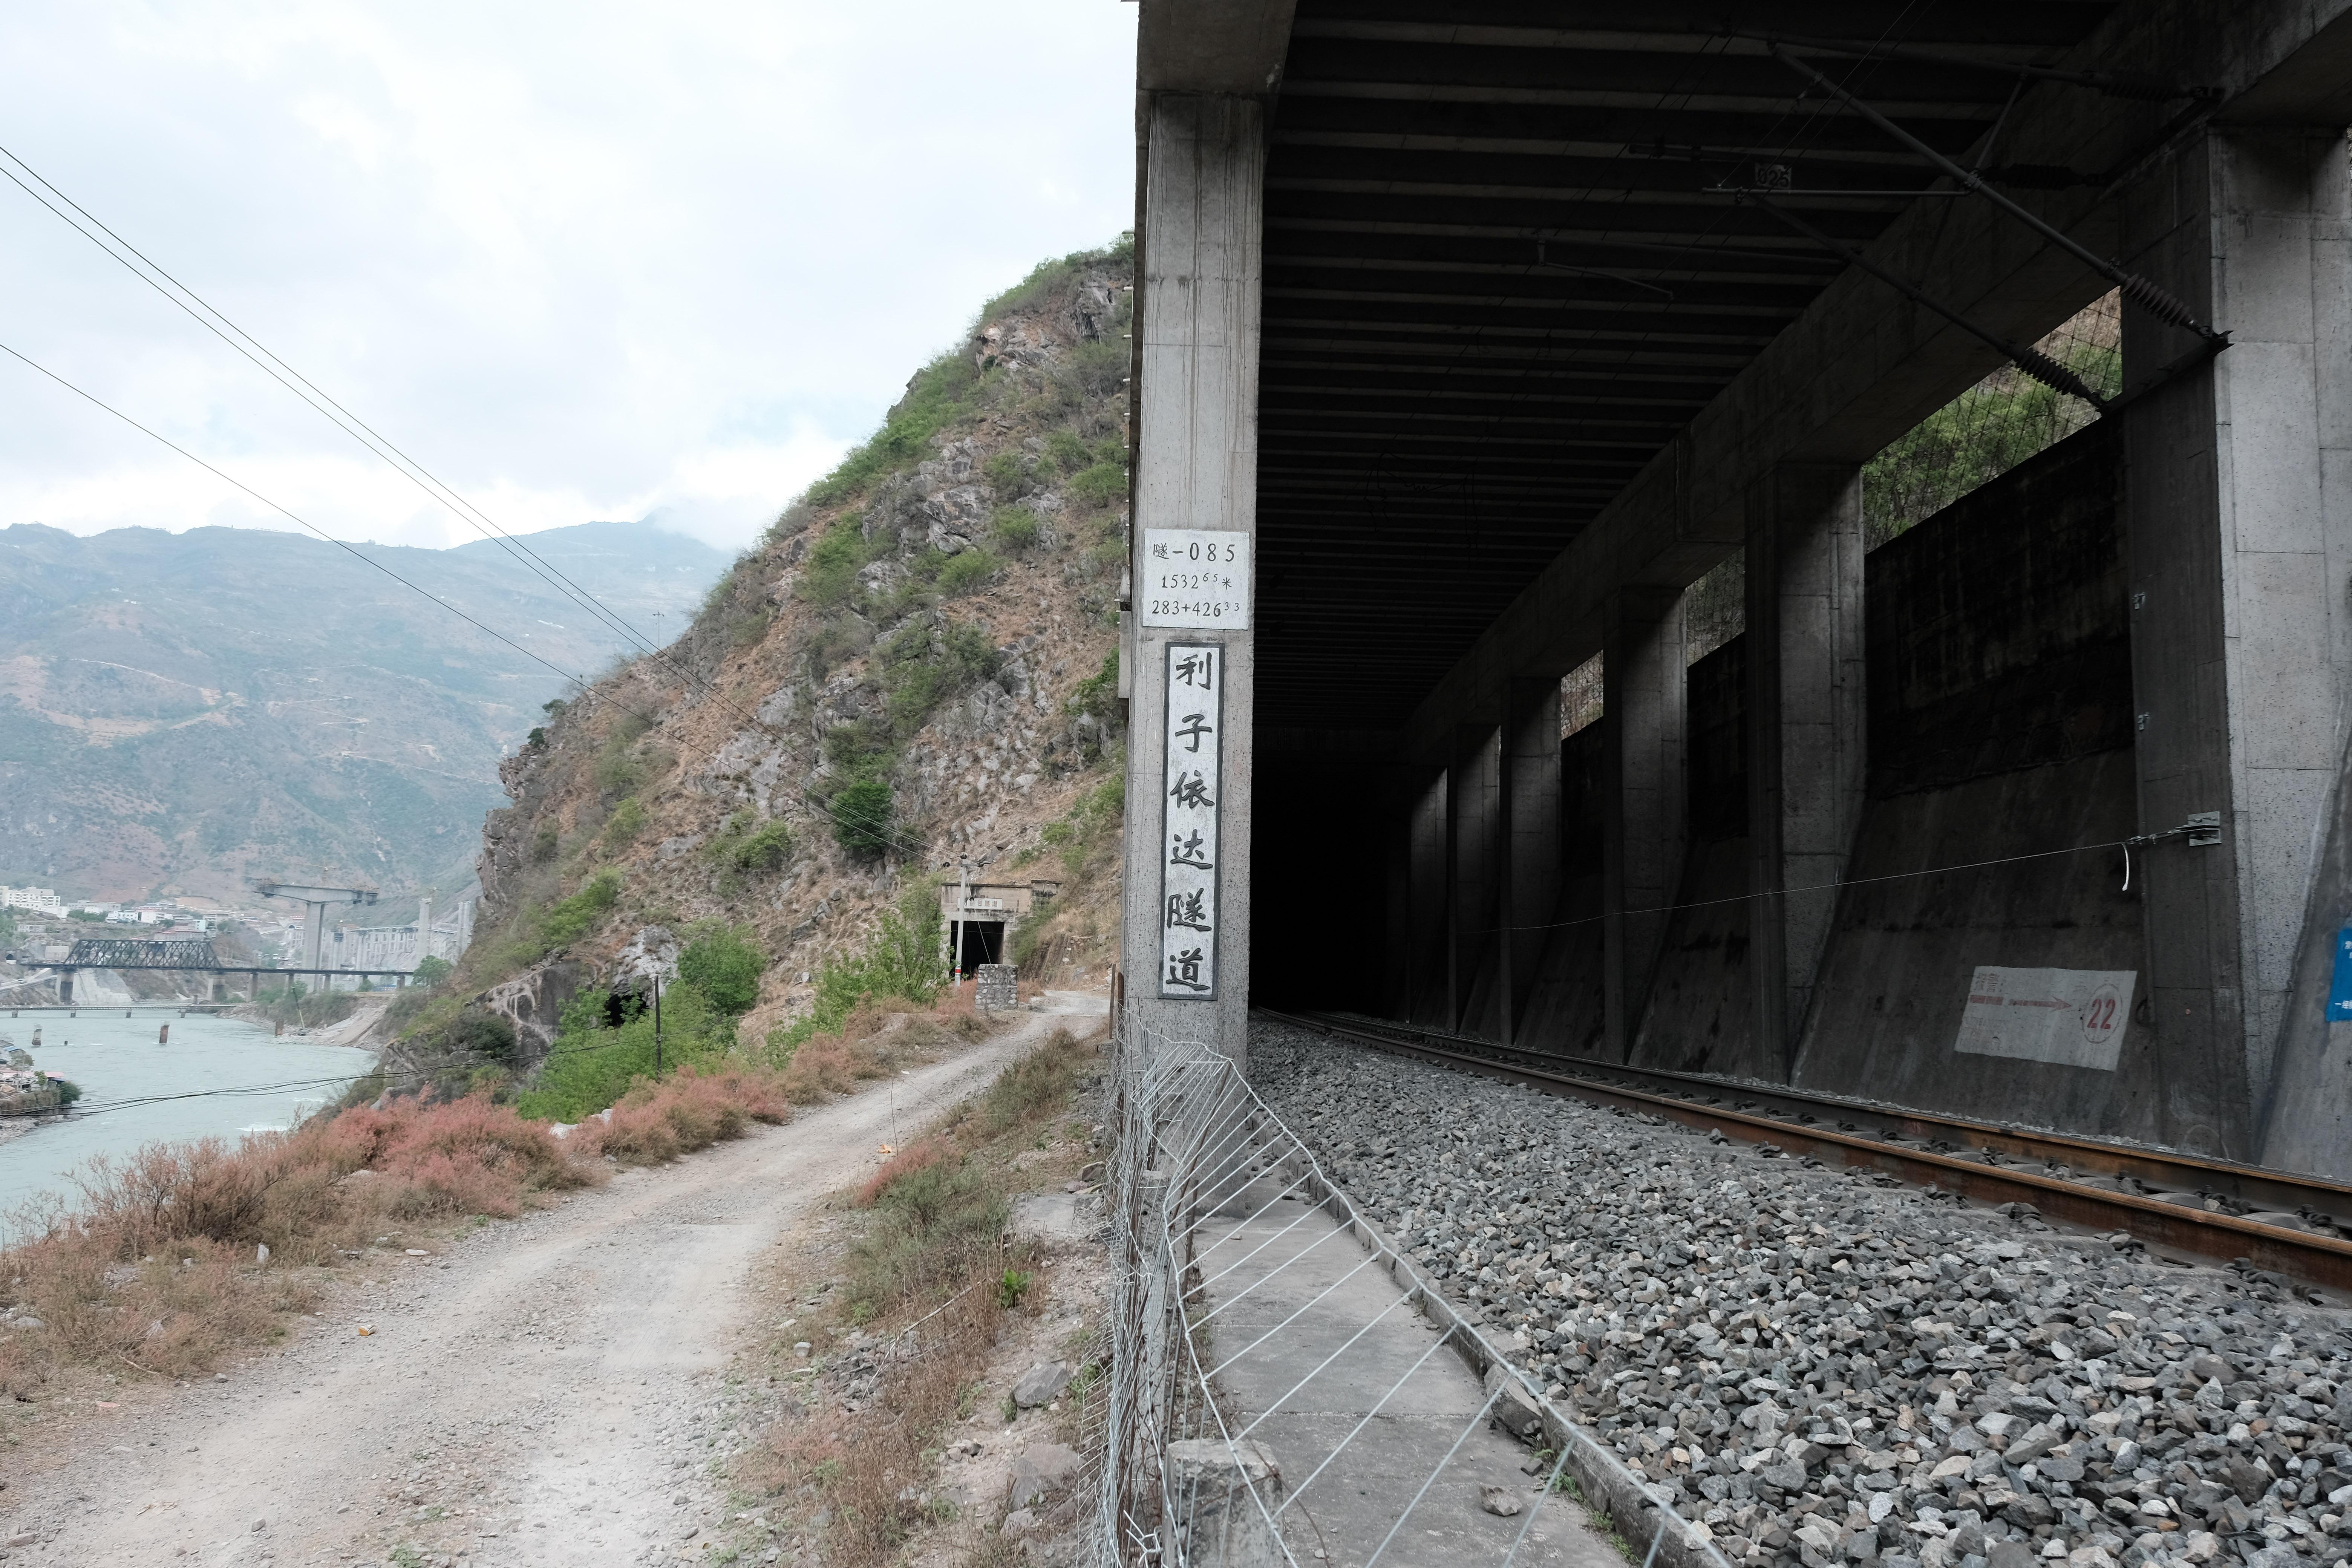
[0,2,1136,553]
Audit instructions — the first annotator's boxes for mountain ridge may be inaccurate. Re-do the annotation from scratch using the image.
[0,518,730,903]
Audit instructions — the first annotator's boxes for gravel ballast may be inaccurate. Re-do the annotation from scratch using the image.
[1250,1020,2352,1568]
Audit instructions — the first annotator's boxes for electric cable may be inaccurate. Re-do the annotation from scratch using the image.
[1472,816,2216,941]
[0,144,947,861]
[0,340,939,864]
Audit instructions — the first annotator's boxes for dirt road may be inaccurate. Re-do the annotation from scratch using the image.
[14,1006,1097,1568]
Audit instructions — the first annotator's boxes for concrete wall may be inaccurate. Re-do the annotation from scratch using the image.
[1633,424,2153,1126]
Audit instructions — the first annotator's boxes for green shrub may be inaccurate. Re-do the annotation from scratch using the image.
[879,620,1000,736]
[603,796,648,850]
[831,779,896,860]
[935,548,1000,597]
[678,922,766,1016]
[410,956,453,989]
[993,508,1040,553]
[530,822,560,865]
[416,1009,519,1067]
[1066,651,1118,723]
[517,981,727,1122]
[848,1158,1008,1315]
[799,520,873,607]
[704,810,792,875]
[983,450,1028,496]
[540,869,622,947]
[1067,462,1127,509]
[1043,431,1091,475]
[766,884,943,1057]
[800,351,984,511]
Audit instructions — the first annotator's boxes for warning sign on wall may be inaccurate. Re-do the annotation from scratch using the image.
[1954,966,2136,1071]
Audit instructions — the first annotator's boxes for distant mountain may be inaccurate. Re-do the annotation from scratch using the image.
[0,520,730,903]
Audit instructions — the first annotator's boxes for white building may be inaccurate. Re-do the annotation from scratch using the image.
[0,887,64,915]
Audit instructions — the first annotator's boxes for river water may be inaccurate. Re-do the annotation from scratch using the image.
[0,1009,376,1230]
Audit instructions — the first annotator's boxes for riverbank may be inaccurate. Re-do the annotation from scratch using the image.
[0,1013,380,1227]
[0,1002,1106,1566]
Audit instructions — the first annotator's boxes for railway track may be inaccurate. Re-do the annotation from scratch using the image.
[1259,1007,2352,1296]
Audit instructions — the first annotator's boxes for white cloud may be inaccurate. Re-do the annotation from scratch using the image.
[0,0,1136,551]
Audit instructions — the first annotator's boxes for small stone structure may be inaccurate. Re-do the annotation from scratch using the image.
[975,963,1019,1012]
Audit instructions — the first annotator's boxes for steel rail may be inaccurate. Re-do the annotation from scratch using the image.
[1260,1008,2352,1295]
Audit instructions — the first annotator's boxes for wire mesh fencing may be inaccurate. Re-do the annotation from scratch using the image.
[1091,1007,1743,1568]
[1862,289,2121,548]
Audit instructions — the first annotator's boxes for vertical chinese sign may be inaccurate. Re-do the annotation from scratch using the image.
[1160,643,1221,999]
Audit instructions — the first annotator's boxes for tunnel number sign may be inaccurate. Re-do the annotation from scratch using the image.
[1159,643,1222,1000]
[1954,966,2136,1070]
[1139,529,1250,628]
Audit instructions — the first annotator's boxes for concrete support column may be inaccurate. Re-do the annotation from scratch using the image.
[1500,677,1563,1045]
[1449,725,1500,1033]
[1118,93,1263,1072]
[2122,129,2352,1162]
[1602,588,1686,1059]
[1744,464,1867,1080]
[1406,769,1449,1026]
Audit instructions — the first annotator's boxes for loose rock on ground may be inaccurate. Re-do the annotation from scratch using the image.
[1251,1020,2352,1568]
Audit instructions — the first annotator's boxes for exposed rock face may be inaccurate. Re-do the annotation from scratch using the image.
[1252,1020,2352,1568]
[452,246,1132,1049]
[476,960,595,1066]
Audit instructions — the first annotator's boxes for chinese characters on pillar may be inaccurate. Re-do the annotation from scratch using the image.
[1159,642,1222,999]
[1139,530,1251,628]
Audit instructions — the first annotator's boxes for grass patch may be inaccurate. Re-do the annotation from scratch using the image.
[741,1025,1105,1568]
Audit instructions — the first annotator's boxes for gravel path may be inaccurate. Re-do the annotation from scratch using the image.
[5,1014,1083,1568]
[1251,1020,2352,1568]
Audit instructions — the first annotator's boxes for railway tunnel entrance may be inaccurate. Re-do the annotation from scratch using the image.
[1121,0,2352,1179]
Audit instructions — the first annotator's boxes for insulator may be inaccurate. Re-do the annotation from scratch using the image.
[2013,345,2104,407]
[2122,273,2202,332]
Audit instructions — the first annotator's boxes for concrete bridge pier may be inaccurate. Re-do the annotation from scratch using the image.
[1405,769,1447,1028]
[1499,677,1563,1047]
[1602,587,1687,1061]
[1115,83,1266,1074]
[2123,127,2352,1167]
[1745,464,1867,1083]
[1447,723,1500,1036]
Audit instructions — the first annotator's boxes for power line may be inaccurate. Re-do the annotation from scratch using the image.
[0,340,934,862]
[0,144,663,658]
[0,145,940,861]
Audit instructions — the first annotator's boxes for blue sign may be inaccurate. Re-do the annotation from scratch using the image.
[2330,927,2352,1021]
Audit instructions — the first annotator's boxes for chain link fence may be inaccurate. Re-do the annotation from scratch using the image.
[1089,1008,1744,1568]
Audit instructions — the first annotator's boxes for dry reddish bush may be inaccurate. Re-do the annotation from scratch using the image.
[0,1093,608,1383]
[853,1136,958,1208]
[568,1065,792,1165]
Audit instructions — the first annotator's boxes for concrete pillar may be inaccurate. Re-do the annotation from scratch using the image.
[1602,588,1686,1059]
[1406,769,1449,1026]
[1118,93,1263,1072]
[1449,725,1500,1034]
[302,903,326,972]
[1744,466,1867,1080]
[1501,678,1564,1045]
[2122,129,2352,1162]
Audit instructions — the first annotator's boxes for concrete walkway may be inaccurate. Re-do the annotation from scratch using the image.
[1190,1190,1621,1568]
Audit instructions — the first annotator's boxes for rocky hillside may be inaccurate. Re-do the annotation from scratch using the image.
[0,519,728,903]
[442,242,1133,1055]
